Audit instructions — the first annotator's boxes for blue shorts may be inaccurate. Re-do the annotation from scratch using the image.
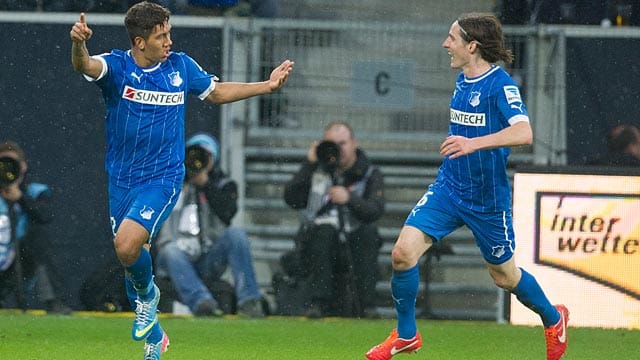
[404,183,515,265]
[108,181,180,243]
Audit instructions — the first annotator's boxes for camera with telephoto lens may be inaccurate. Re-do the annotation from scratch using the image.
[316,140,340,175]
[185,145,210,175]
[0,156,20,188]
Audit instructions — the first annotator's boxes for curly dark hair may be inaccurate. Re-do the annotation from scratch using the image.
[124,1,171,45]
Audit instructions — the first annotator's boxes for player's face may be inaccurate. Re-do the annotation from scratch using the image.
[142,21,172,65]
[442,21,470,70]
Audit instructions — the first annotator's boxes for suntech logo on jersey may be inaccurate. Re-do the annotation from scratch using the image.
[450,109,486,126]
[122,85,184,106]
[535,192,640,299]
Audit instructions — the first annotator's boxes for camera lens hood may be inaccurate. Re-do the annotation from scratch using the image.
[0,156,20,187]
[316,140,340,174]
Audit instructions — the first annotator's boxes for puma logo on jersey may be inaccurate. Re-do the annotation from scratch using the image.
[130,72,143,83]
[511,103,524,112]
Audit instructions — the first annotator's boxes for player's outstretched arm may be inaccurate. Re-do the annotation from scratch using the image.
[206,60,294,104]
[267,59,295,91]
[70,13,103,79]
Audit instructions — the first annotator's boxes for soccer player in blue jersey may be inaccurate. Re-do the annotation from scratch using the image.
[366,13,568,360]
[69,2,293,359]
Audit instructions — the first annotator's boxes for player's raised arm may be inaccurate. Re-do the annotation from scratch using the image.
[206,60,294,104]
[70,13,103,79]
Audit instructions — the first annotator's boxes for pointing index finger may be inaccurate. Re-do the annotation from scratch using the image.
[80,12,86,24]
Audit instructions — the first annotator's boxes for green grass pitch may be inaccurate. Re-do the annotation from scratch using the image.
[0,311,638,359]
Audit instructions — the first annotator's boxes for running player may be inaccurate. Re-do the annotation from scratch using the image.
[365,13,568,360]
[69,2,293,359]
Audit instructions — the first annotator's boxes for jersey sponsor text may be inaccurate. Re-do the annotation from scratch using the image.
[450,109,486,126]
[122,85,185,106]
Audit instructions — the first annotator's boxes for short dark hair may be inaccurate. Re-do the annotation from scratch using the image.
[124,1,171,45]
[457,12,514,64]
[0,140,25,161]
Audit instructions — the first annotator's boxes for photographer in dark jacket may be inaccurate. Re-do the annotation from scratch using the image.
[284,121,385,318]
[0,140,71,313]
[155,133,265,317]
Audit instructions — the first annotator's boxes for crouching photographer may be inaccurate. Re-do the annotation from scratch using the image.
[155,133,265,317]
[283,121,385,318]
[0,140,70,313]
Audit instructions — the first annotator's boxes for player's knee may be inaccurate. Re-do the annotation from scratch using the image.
[114,237,140,266]
[391,245,413,270]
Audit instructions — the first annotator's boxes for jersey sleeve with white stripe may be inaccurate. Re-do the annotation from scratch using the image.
[87,50,217,188]
[437,65,529,212]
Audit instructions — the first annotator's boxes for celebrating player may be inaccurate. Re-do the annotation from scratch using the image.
[69,2,293,359]
[365,13,568,360]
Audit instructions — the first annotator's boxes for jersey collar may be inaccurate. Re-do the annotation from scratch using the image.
[464,64,499,83]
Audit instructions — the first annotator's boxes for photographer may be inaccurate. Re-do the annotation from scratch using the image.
[283,121,385,318]
[155,133,265,317]
[0,140,70,313]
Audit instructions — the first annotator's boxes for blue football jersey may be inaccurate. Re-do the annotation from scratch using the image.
[88,49,216,188]
[436,65,529,212]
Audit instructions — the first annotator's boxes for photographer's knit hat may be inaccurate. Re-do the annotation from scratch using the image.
[186,132,220,162]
